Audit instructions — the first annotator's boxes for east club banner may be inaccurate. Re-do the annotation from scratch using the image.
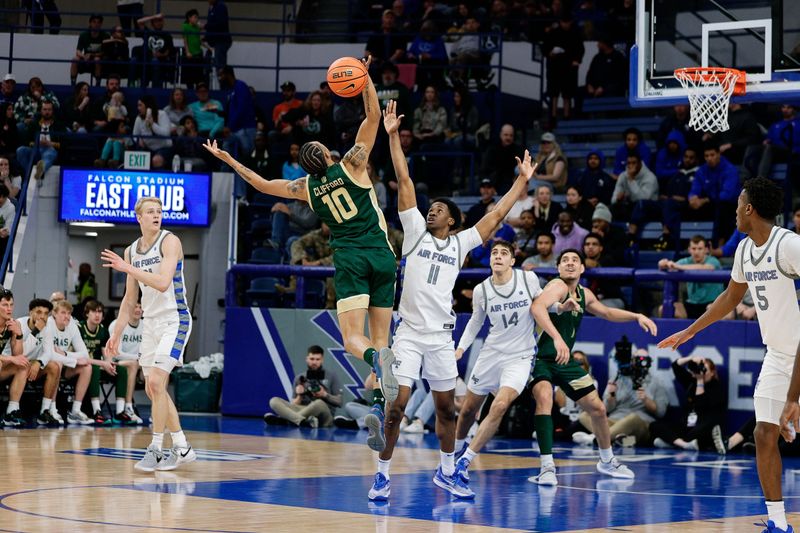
[59,168,211,227]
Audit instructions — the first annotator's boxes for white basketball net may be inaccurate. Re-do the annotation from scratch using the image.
[674,68,742,133]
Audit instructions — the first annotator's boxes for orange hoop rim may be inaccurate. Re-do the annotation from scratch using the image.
[674,67,747,96]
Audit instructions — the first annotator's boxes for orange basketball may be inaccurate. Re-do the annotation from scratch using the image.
[326,57,369,98]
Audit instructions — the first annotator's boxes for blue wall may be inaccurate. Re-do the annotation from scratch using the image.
[223,308,766,431]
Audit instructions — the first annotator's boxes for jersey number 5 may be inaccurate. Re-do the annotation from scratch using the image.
[755,285,769,311]
[320,188,359,223]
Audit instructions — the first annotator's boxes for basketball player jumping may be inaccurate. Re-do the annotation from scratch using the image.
[367,100,537,501]
[660,177,797,533]
[204,56,398,452]
[102,197,195,472]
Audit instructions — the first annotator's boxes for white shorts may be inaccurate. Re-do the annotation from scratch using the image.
[754,348,795,424]
[467,351,533,396]
[391,324,456,390]
[139,312,192,376]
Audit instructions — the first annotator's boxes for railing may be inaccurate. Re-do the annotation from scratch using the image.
[226,264,735,318]
[0,136,37,283]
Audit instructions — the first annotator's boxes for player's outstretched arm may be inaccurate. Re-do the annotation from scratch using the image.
[384,100,415,212]
[584,288,657,335]
[203,139,309,201]
[456,284,488,357]
[531,279,571,364]
[474,150,536,241]
[353,55,380,155]
[657,280,747,351]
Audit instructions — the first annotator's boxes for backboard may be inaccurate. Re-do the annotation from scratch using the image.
[630,0,800,107]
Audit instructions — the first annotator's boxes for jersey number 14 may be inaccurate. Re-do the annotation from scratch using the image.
[501,312,519,329]
[321,189,359,223]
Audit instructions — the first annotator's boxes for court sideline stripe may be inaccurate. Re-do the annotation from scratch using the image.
[0,485,258,533]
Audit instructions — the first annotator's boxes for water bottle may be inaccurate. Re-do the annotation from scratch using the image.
[172,155,180,173]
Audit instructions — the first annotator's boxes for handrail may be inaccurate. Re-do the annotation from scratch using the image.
[226,264,732,316]
[0,137,37,284]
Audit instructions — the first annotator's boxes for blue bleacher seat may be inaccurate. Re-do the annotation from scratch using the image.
[771,163,788,181]
[679,221,714,240]
[640,222,662,240]
[301,278,327,309]
[555,116,662,137]
[248,247,282,264]
[245,277,282,307]
[582,97,630,113]
[248,218,271,235]
[636,250,674,269]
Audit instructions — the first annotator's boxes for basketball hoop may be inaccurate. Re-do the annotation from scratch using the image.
[674,67,746,133]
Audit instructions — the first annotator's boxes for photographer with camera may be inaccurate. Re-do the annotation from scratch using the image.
[265,345,343,428]
[649,355,726,452]
[575,344,669,447]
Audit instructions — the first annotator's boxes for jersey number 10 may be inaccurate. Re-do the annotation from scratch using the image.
[321,188,359,224]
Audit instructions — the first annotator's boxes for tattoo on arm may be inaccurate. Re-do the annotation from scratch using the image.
[343,144,368,167]
[287,177,307,198]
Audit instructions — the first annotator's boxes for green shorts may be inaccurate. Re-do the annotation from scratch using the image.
[532,357,596,401]
[333,247,396,313]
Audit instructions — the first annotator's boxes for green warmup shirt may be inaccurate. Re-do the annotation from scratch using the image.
[78,321,109,359]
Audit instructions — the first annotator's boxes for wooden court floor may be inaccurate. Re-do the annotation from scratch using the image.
[0,416,797,532]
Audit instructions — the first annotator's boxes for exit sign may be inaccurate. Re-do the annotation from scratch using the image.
[124,151,151,170]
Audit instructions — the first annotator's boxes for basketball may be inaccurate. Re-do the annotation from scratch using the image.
[326,57,369,97]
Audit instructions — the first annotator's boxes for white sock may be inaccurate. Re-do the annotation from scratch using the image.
[151,432,164,451]
[50,402,58,414]
[455,438,465,451]
[541,454,555,469]
[766,500,788,530]
[41,398,52,413]
[90,398,101,413]
[599,447,614,463]
[377,458,391,478]
[116,398,125,414]
[440,451,455,476]
[171,430,188,448]
[125,402,133,412]
[462,447,478,465]
[72,401,82,414]
[6,401,19,414]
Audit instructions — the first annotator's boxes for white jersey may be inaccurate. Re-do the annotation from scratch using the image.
[397,208,482,334]
[129,230,190,320]
[458,269,542,357]
[42,316,88,368]
[109,318,143,360]
[3,317,46,362]
[732,226,800,355]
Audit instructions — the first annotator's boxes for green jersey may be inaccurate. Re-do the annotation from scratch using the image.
[306,163,391,251]
[78,320,109,360]
[537,281,585,360]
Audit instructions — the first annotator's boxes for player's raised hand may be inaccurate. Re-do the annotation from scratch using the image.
[382,100,405,135]
[202,139,232,162]
[514,150,538,181]
[637,314,658,336]
[101,249,128,274]
[657,327,694,350]
[361,55,372,69]
[780,401,800,442]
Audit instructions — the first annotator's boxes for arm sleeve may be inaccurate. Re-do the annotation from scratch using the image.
[730,239,747,283]
[651,381,669,418]
[324,370,343,408]
[721,231,742,258]
[457,284,487,351]
[66,323,89,359]
[611,176,624,204]
[779,233,800,276]
[151,113,172,136]
[719,167,740,201]
[399,208,427,255]
[689,169,703,197]
[671,359,693,389]
[456,227,484,265]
